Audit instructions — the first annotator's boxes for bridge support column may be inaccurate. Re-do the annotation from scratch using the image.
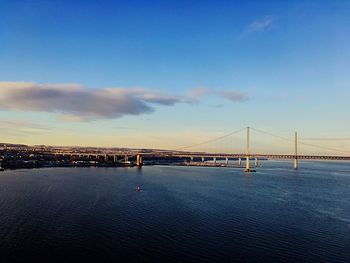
[294,131,298,170]
[114,155,118,162]
[225,157,229,165]
[245,156,250,172]
[136,154,143,167]
[254,158,258,167]
[238,157,242,166]
[294,159,298,170]
[213,157,216,164]
[245,126,251,172]
[201,157,205,162]
[104,154,108,161]
[190,156,194,162]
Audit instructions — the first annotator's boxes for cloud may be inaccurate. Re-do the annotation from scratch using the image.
[0,82,251,121]
[0,119,50,137]
[244,16,274,34]
[139,92,181,105]
[0,119,50,130]
[208,104,224,108]
[186,87,208,104]
[218,91,250,102]
[187,87,208,97]
[185,87,250,104]
[0,82,184,121]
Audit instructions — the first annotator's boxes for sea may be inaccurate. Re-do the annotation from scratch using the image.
[0,161,349,262]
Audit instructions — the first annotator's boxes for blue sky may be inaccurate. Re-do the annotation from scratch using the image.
[0,0,349,154]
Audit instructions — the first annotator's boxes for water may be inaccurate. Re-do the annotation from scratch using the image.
[0,161,349,262]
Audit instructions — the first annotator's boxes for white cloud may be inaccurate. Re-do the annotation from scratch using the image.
[244,16,274,34]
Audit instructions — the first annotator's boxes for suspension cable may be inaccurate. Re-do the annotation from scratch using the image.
[297,141,350,155]
[251,127,350,155]
[250,127,293,142]
[174,127,245,151]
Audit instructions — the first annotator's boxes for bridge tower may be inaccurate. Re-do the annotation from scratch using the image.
[245,126,251,172]
[294,132,298,169]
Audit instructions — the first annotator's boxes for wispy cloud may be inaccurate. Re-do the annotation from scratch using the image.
[0,82,184,121]
[243,16,274,35]
[0,119,50,137]
[185,87,209,104]
[186,87,250,104]
[208,104,224,108]
[218,91,250,102]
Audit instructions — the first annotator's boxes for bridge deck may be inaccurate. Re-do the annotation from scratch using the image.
[51,152,350,161]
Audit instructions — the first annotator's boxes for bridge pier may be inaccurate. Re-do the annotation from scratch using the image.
[294,132,298,170]
[238,157,242,166]
[245,127,251,172]
[245,156,250,172]
[294,158,298,170]
[136,154,143,167]
[254,157,258,167]
[213,157,216,164]
[114,155,118,162]
[225,157,229,165]
[201,157,205,162]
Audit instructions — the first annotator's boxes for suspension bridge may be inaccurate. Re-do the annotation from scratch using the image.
[52,126,350,171]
